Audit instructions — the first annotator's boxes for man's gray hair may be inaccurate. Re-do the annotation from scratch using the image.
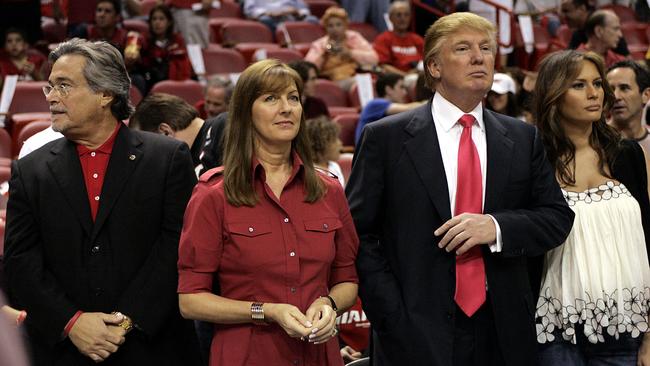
[49,38,134,120]
[206,74,234,104]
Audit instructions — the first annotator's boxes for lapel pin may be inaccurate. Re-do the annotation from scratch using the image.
[129,154,136,160]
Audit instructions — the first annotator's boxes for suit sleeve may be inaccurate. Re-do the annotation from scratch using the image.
[116,142,197,338]
[4,161,79,345]
[346,126,405,330]
[491,127,575,257]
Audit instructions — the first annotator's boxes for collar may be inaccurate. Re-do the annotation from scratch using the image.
[76,122,122,156]
[252,149,304,183]
[431,92,484,132]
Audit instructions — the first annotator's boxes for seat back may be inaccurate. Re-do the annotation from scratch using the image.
[306,0,338,18]
[349,22,379,42]
[314,79,349,107]
[221,20,273,46]
[0,129,10,159]
[14,120,51,157]
[150,80,204,105]
[601,4,638,22]
[333,113,359,147]
[261,48,304,63]
[209,0,243,18]
[277,21,325,46]
[122,19,149,38]
[202,47,247,75]
[337,152,353,185]
[8,82,50,115]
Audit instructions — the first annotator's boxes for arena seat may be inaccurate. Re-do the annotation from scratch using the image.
[150,79,204,105]
[333,113,359,147]
[202,47,247,75]
[315,79,349,107]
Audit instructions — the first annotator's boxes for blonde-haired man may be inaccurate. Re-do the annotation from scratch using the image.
[347,12,574,365]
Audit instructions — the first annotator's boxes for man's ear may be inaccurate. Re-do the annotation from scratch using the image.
[427,58,441,80]
[594,25,604,39]
[99,92,113,109]
[158,123,175,137]
[642,87,650,105]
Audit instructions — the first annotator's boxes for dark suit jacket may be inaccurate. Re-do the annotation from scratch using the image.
[346,102,575,366]
[4,125,201,365]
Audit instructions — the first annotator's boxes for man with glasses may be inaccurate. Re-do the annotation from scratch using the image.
[3,38,200,365]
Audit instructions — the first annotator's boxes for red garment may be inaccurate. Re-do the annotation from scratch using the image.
[66,0,96,24]
[86,24,128,51]
[178,152,359,366]
[576,43,626,68]
[0,51,46,81]
[76,123,121,221]
[140,33,192,81]
[194,100,207,120]
[453,114,485,317]
[167,0,194,9]
[373,31,424,72]
[336,297,369,352]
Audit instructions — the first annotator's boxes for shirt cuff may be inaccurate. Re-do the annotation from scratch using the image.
[177,270,214,294]
[486,214,502,253]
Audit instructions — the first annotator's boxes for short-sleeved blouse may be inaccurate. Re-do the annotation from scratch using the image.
[178,152,359,366]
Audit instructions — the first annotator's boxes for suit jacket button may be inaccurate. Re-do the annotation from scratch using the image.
[91,245,100,254]
[94,288,102,296]
[447,312,453,320]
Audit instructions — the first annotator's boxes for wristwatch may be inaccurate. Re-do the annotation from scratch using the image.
[323,295,338,312]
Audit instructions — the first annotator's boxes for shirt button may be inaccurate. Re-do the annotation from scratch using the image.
[290,287,296,293]
[283,217,289,223]
[94,288,102,296]
[92,173,98,179]
[94,196,100,201]
[292,360,299,365]
[289,251,295,257]
[323,223,329,229]
[90,152,96,157]
[91,245,100,253]
[447,312,454,320]
[248,227,254,233]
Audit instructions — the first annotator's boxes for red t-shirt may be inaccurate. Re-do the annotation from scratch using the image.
[0,52,46,81]
[336,297,370,352]
[373,31,424,72]
[66,0,97,24]
[178,152,359,366]
[76,123,121,221]
[86,24,128,52]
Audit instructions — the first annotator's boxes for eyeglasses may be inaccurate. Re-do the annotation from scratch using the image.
[42,84,73,98]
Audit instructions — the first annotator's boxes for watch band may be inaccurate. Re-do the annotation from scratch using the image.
[251,302,266,325]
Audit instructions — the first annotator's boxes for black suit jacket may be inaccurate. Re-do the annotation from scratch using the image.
[4,125,201,365]
[346,102,574,366]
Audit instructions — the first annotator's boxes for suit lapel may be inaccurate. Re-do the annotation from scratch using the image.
[91,126,142,241]
[47,139,93,236]
[404,103,452,222]
[483,110,514,213]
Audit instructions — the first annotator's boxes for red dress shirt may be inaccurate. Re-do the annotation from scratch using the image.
[178,152,359,366]
[76,122,121,221]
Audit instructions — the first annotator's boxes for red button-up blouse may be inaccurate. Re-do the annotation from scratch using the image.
[178,152,359,366]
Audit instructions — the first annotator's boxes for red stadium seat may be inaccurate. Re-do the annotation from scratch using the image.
[329,106,359,117]
[122,19,149,38]
[306,0,338,18]
[0,129,10,159]
[333,113,359,147]
[221,20,274,46]
[202,47,247,75]
[349,22,379,42]
[209,0,243,18]
[601,4,638,22]
[621,23,649,57]
[555,24,572,48]
[140,0,158,16]
[129,85,143,106]
[276,21,325,54]
[209,17,242,44]
[8,82,50,115]
[348,81,376,110]
[42,18,67,44]
[260,48,305,63]
[150,79,204,105]
[337,152,353,185]
[314,79,349,107]
[14,120,51,157]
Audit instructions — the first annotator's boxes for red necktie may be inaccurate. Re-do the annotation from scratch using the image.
[454,114,486,317]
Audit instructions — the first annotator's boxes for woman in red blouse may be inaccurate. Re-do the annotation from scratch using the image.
[178,59,359,366]
[135,4,192,93]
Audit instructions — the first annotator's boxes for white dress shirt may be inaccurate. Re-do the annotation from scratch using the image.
[431,92,502,252]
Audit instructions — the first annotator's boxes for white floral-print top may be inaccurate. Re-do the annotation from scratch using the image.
[536,181,650,344]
